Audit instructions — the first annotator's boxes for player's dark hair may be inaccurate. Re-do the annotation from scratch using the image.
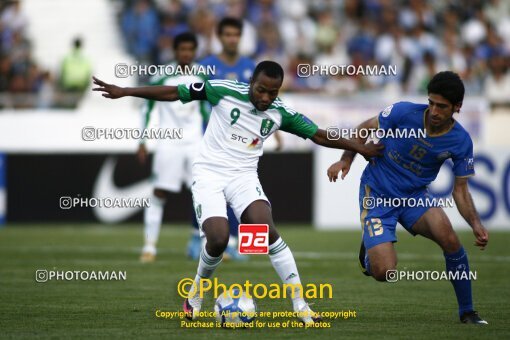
[73,37,82,49]
[217,17,243,36]
[427,71,465,105]
[252,61,284,82]
[173,32,197,51]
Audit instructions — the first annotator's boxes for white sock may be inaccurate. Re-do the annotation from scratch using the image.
[195,246,223,281]
[189,246,222,301]
[142,195,165,254]
[269,237,306,310]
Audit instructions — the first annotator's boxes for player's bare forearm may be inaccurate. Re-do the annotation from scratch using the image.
[340,116,379,162]
[92,76,179,101]
[125,85,179,101]
[453,178,482,228]
[340,150,356,163]
[311,129,383,158]
[453,177,489,249]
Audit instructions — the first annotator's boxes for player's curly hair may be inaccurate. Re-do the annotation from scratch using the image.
[252,61,284,82]
[173,32,197,51]
[427,71,465,105]
[217,17,243,36]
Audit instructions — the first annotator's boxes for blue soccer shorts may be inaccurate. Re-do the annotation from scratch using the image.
[358,179,439,249]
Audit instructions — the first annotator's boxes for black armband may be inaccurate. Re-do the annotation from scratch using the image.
[189,83,207,100]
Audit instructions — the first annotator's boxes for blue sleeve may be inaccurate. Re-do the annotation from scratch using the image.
[377,102,408,130]
[239,58,255,82]
[247,58,256,71]
[200,56,220,79]
[199,55,214,67]
[452,134,475,177]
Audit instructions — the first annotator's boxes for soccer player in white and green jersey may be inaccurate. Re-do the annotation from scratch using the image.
[93,61,383,324]
[137,32,208,263]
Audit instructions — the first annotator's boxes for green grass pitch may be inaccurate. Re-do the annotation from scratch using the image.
[1,224,509,339]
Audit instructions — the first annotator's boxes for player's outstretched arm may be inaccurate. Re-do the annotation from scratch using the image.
[311,128,384,159]
[92,77,180,101]
[327,116,379,182]
[452,177,489,250]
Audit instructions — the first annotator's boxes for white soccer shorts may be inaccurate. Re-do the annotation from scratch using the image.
[191,170,270,228]
[152,144,198,192]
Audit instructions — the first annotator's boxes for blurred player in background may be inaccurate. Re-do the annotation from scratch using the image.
[138,32,207,263]
[201,17,254,83]
[60,37,92,93]
[59,37,92,108]
[192,17,282,260]
[92,60,383,324]
[328,71,489,324]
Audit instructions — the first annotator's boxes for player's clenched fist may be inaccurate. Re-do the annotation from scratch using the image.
[359,141,384,159]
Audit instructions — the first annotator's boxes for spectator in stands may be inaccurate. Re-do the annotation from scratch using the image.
[37,70,54,109]
[255,21,287,72]
[484,54,510,107]
[188,7,216,59]
[276,0,316,57]
[247,0,278,24]
[157,14,189,63]
[286,53,324,92]
[1,0,27,34]
[347,18,376,65]
[157,0,189,22]
[121,0,159,63]
[111,0,510,97]
[440,28,467,76]
[0,54,10,92]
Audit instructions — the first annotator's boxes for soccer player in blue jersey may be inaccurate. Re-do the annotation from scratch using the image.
[327,71,489,324]
[200,17,255,83]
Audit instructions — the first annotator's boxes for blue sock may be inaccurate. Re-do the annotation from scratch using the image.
[444,246,473,316]
[227,206,239,236]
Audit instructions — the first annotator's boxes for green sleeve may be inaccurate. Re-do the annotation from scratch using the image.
[177,84,192,103]
[278,107,318,139]
[142,100,156,128]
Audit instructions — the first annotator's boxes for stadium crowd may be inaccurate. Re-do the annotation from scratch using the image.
[0,0,509,108]
[0,0,51,108]
[0,0,92,108]
[117,0,510,102]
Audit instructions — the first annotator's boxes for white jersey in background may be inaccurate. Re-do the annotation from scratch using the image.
[142,68,208,191]
[142,72,206,147]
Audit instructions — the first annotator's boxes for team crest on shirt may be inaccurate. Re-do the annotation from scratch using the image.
[381,104,393,117]
[437,151,452,161]
[260,119,275,136]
